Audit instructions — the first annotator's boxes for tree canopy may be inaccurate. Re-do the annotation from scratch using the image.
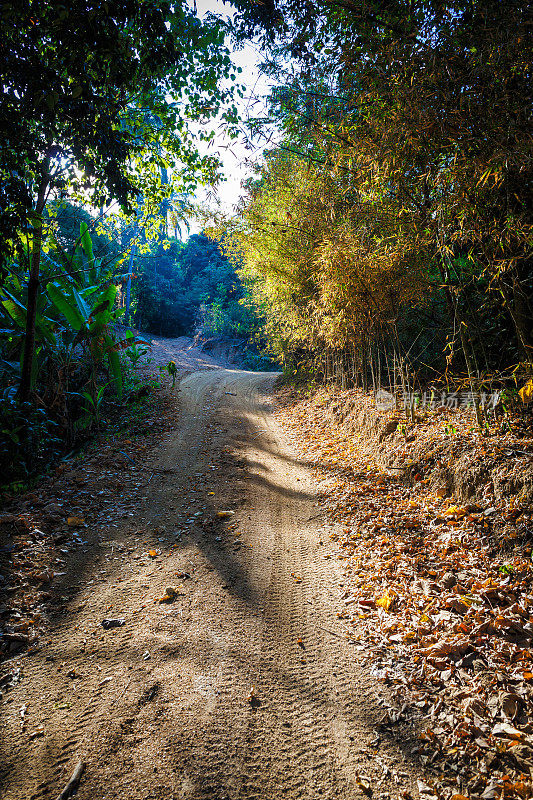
[214,0,533,384]
[0,0,238,269]
[133,233,241,336]
[0,0,242,398]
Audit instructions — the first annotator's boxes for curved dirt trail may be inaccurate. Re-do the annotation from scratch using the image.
[1,362,420,800]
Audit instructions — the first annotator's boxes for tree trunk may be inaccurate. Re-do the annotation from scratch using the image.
[159,166,169,244]
[19,163,50,402]
[124,245,135,326]
[125,200,140,326]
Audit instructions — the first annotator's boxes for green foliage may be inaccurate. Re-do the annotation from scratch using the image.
[74,385,107,433]
[125,339,150,370]
[161,361,178,389]
[45,276,129,397]
[199,296,257,338]
[0,387,61,487]
[0,0,239,272]
[46,201,121,270]
[0,223,148,485]
[133,233,245,336]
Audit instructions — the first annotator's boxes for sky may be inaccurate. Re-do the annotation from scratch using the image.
[190,0,271,232]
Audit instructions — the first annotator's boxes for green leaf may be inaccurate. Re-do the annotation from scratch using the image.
[91,283,117,318]
[80,390,96,408]
[46,282,86,331]
[88,283,116,335]
[72,285,90,322]
[80,222,94,263]
[80,284,102,297]
[1,288,26,328]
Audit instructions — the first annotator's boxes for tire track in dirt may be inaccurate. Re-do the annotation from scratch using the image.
[28,671,127,800]
[1,361,422,800]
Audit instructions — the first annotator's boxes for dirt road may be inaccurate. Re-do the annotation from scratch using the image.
[1,357,420,800]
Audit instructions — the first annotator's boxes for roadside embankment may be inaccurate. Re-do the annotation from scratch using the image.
[274,383,533,800]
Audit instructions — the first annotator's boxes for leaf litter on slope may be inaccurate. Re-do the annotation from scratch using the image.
[274,386,533,800]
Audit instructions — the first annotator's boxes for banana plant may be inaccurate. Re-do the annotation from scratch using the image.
[49,221,113,290]
[0,264,60,392]
[0,266,57,341]
[73,384,107,433]
[1,224,143,399]
[45,225,147,398]
[46,278,126,395]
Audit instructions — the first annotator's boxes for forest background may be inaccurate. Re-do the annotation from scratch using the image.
[0,0,532,487]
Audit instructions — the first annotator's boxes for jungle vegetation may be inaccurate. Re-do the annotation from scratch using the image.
[215,0,532,393]
[1,0,532,485]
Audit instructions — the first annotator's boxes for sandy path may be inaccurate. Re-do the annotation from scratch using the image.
[0,362,420,800]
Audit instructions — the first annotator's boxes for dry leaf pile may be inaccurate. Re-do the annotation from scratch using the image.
[275,385,533,800]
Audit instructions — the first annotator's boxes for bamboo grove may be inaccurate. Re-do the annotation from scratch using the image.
[215,0,533,391]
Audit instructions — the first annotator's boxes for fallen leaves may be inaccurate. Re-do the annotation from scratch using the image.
[275,383,533,800]
[494,721,531,745]
[157,585,184,603]
[246,686,260,708]
[28,725,45,740]
[376,591,395,612]
[356,774,373,795]
[518,380,533,405]
[67,516,85,526]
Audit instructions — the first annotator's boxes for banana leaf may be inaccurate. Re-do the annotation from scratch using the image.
[108,333,149,351]
[88,284,117,336]
[80,222,98,285]
[72,284,90,322]
[2,288,57,346]
[35,314,58,346]
[1,288,27,328]
[46,282,86,331]
[80,222,94,263]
